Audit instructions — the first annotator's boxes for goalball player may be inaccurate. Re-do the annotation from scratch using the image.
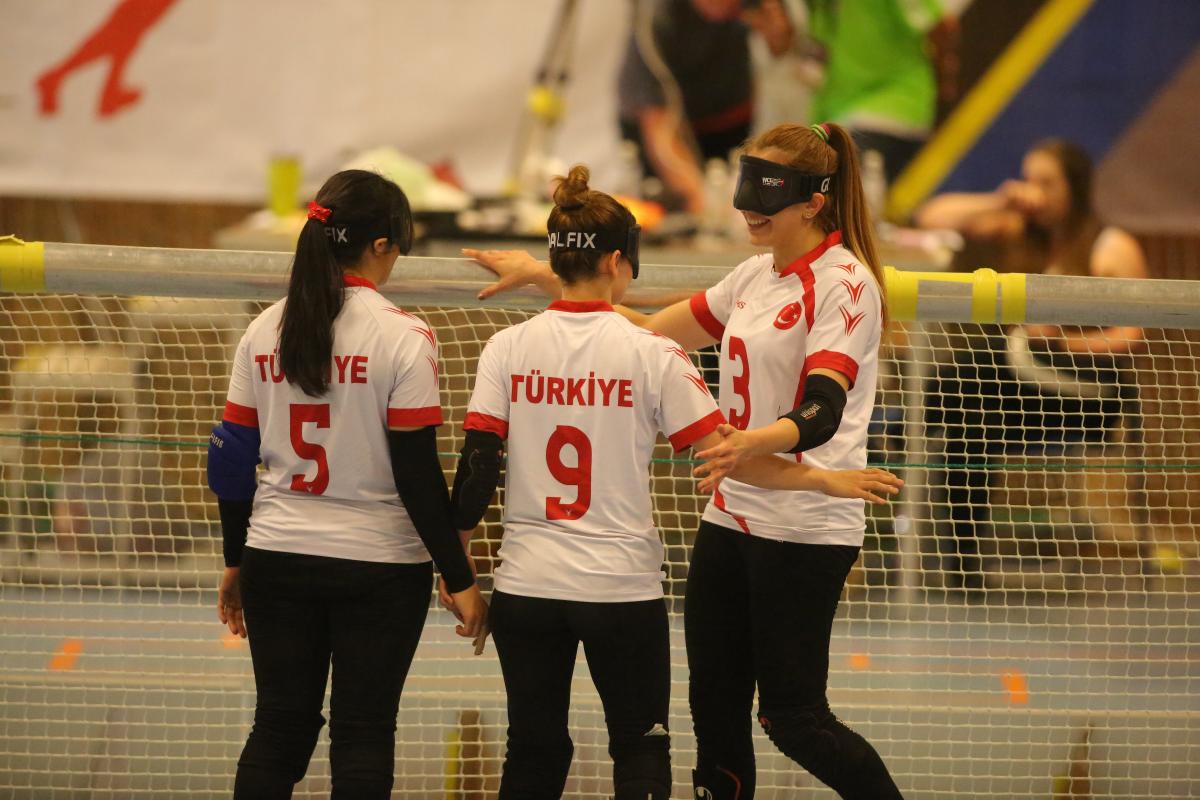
[450,164,901,800]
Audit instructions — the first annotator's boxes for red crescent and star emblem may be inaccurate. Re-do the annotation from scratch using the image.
[773,301,804,330]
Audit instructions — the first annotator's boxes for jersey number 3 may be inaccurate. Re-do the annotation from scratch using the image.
[545,425,592,521]
[290,403,330,495]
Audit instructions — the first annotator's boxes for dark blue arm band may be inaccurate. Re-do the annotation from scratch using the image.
[208,421,260,568]
[207,421,261,501]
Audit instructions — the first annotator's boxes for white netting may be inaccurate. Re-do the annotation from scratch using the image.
[0,280,1197,798]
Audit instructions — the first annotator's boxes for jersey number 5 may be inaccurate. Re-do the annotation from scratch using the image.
[545,425,592,521]
[727,336,751,430]
[289,403,330,495]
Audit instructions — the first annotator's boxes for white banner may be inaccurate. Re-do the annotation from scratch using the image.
[0,0,628,202]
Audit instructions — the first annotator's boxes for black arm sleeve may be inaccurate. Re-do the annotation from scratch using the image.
[218,497,253,568]
[779,373,848,454]
[387,427,475,593]
[450,430,504,532]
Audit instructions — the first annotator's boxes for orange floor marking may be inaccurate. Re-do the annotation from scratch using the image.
[48,639,83,671]
[848,653,872,670]
[1001,670,1030,705]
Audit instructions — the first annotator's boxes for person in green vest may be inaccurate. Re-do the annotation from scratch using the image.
[805,0,956,183]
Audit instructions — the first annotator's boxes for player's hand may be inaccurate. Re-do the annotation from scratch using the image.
[463,248,553,300]
[217,566,246,638]
[472,620,491,657]
[439,552,478,620]
[817,468,903,505]
[450,584,488,642]
[694,424,754,492]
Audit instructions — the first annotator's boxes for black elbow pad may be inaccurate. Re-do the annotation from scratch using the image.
[451,430,504,531]
[780,373,847,454]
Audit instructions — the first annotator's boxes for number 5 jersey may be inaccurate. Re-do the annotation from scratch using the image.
[221,275,442,564]
[464,299,724,602]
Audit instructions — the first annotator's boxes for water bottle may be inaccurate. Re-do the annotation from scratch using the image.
[701,158,731,241]
[614,141,643,199]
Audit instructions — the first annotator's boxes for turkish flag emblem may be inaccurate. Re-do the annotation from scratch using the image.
[774,301,804,330]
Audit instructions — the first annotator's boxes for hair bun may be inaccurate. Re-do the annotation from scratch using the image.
[552,164,591,210]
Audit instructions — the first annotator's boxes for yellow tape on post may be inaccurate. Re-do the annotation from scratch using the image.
[971,268,999,323]
[999,272,1028,324]
[883,266,917,321]
[0,236,47,293]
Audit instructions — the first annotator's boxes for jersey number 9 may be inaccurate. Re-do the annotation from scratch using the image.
[545,425,592,521]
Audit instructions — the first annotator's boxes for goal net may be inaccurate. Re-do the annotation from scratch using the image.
[0,241,1197,798]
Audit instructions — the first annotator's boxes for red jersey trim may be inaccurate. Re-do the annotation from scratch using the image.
[777,230,843,278]
[343,274,377,290]
[689,291,726,340]
[805,350,860,388]
[667,409,725,453]
[387,406,444,428]
[547,299,614,313]
[797,261,817,332]
[713,487,751,534]
[463,411,509,440]
[223,401,259,428]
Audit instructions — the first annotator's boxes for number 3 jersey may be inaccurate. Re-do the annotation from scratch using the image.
[465,300,724,602]
[221,276,442,564]
[689,231,883,546]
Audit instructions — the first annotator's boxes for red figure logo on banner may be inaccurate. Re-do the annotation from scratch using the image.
[35,0,179,118]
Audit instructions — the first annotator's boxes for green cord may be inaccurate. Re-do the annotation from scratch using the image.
[2,431,1197,471]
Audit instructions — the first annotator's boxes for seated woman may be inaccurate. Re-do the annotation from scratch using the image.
[915,139,1148,591]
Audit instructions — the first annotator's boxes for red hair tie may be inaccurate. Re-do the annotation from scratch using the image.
[306,201,332,223]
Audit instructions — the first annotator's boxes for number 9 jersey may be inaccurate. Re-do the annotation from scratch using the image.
[464,299,725,603]
[221,276,444,564]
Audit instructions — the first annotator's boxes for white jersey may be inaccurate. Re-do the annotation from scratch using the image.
[465,299,723,602]
[222,275,443,564]
[689,231,882,546]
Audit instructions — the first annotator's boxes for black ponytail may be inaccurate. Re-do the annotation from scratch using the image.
[278,169,413,396]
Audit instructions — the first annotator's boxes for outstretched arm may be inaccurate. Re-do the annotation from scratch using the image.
[689,427,902,502]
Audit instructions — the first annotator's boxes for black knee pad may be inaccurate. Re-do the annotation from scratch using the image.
[760,706,856,788]
[610,725,671,800]
[692,763,753,800]
[501,733,574,797]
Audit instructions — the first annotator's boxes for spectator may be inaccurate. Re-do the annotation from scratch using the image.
[804,0,957,183]
[916,139,1148,592]
[618,0,795,213]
